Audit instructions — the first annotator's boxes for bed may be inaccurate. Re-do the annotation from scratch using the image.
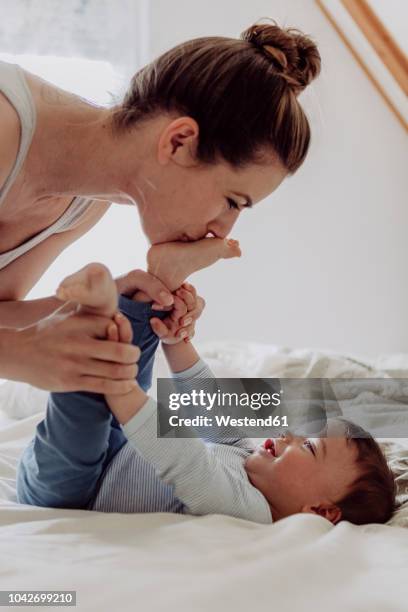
[1,342,408,612]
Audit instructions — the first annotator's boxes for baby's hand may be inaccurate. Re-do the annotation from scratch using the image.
[150,283,205,344]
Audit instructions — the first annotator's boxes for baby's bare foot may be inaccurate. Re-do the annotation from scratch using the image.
[56,263,118,317]
[145,237,241,293]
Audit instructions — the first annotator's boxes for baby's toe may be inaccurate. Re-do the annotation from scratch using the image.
[224,238,242,258]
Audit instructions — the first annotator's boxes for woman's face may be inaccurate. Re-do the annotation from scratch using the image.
[120,116,288,245]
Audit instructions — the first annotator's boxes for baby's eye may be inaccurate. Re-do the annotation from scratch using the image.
[304,440,316,456]
[226,197,239,211]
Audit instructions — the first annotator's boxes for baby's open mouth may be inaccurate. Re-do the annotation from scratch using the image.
[264,439,276,457]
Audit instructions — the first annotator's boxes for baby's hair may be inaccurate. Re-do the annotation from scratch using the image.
[335,418,397,525]
[112,20,321,173]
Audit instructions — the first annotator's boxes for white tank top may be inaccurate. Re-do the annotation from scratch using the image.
[0,61,96,271]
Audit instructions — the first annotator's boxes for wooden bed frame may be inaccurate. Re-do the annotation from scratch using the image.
[316,0,408,131]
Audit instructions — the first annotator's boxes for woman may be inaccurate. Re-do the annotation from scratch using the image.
[0,22,321,393]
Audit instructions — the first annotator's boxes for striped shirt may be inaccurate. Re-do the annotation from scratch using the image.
[92,359,272,524]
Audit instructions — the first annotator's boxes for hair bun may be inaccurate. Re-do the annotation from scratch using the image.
[241,22,321,94]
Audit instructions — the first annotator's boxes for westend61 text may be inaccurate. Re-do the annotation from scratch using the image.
[168,415,289,428]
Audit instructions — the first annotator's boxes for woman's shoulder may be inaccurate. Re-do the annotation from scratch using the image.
[0,90,20,192]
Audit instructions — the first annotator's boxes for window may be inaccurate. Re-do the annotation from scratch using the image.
[0,0,151,299]
[317,0,408,130]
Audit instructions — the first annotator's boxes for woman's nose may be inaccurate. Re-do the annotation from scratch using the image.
[207,211,239,239]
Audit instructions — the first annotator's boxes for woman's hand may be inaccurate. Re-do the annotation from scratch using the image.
[4,303,140,394]
[150,283,205,344]
[115,269,174,309]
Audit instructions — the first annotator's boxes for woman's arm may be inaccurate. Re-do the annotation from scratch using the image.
[0,305,141,393]
[0,269,174,392]
[0,297,63,328]
[0,265,175,329]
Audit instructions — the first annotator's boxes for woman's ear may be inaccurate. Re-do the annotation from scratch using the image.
[157,116,199,167]
[302,503,342,525]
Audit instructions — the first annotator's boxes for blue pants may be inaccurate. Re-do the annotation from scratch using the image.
[16,295,166,510]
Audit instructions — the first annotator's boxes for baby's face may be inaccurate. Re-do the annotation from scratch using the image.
[245,419,360,522]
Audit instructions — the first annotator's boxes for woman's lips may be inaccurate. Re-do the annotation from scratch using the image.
[180,232,214,242]
[180,234,192,242]
[264,439,276,457]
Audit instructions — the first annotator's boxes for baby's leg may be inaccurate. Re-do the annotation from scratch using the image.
[16,295,167,509]
[16,390,126,509]
[17,264,120,508]
[115,294,167,392]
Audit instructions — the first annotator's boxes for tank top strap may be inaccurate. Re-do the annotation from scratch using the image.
[0,61,99,273]
[0,61,36,207]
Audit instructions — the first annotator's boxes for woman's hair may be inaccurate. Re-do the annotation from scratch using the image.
[112,21,321,173]
[335,419,397,525]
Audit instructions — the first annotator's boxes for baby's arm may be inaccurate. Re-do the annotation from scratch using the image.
[103,283,202,424]
[150,285,245,446]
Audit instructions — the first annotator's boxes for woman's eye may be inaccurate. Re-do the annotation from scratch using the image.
[227,198,239,210]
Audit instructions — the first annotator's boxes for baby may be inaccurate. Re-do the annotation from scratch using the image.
[17,239,396,525]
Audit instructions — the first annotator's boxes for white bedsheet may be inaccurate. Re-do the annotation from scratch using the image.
[1,342,408,612]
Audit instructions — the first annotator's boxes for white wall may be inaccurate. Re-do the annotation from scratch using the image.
[147,0,408,356]
[28,0,408,357]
